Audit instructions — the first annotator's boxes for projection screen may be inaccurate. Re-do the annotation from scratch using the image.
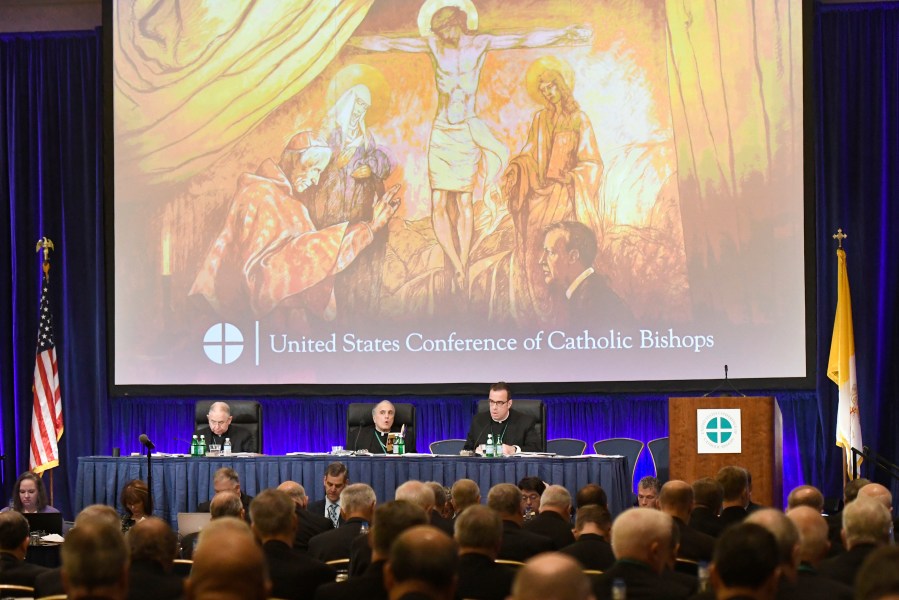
[110,0,810,389]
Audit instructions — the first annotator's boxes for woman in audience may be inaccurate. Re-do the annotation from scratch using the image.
[1,471,59,513]
[120,478,150,532]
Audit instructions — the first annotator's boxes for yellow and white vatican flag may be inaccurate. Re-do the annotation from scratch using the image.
[827,246,863,477]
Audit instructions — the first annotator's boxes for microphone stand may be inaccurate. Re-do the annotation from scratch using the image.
[144,444,154,515]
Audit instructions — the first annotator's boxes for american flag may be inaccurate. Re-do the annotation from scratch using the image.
[29,265,63,473]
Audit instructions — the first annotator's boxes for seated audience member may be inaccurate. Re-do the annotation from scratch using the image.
[715,466,750,530]
[349,400,416,454]
[524,485,575,549]
[278,481,334,552]
[487,483,553,562]
[858,482,893,510]
[451,479,481,517]
[825,476,870,558]
[575,483,608,511]
[785,485,825,512]
[0,510,50,586]
[593,508,690,600]
[854,546,899,600]
[425,481,455,534]
[196,467,253,518]
[454,504,515,600]
[384,525,458,600]
[193,400,256,453]
[182,490,245,559]
[689,477,724,538]
[745,470,763,513]
[510,553,595,600]
[250,489,335,600]
[659,480,715,562]
[308,483,376,562]
[709,523,780,600]
[819,497,893,587]
[187,517,269,600]
[120,478,150,533]
[315,500,428,600]
[1,471,59,514]
[126,517,184,600]
[785,506,853,599]
[309,462,349,528]
[62,518,130,600]
[637,476,661,509]
[463,382,540,454]
[518,476,546,522]
[559,504,615,572]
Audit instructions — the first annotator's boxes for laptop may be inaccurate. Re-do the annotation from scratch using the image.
[177,512,212,536]
[24,512,64,535]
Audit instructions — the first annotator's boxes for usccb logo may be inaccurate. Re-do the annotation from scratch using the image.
[203,323,244,365]
[696,408,741,454]
[702,415,735,447]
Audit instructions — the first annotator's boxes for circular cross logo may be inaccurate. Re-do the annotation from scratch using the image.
[203,323,244,365]
[703,415,734,446]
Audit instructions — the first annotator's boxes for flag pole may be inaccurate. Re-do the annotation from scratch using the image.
[35,237,57,506]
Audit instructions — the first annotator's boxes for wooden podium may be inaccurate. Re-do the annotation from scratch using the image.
[669,396,783,507]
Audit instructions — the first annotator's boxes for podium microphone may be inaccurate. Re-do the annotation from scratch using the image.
[351,420,365,453]
[139,434,156,450]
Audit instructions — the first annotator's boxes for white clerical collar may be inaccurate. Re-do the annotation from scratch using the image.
[566,267,594,299]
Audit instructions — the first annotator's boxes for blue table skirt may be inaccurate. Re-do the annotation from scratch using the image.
[77,454,628,529]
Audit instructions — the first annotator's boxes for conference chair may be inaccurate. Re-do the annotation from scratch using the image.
[429,439,466,455]
[194,400,262,453]
[674,558,700,577]
[475,399,547,452]
[172,559,193,577]
[0,585,35,598]
[346,403,416,451]
[546,438,587,456]
[593,438,644,494]
[647,436,670,482]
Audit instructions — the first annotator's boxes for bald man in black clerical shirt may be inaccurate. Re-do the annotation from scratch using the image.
[463,382,540,455]
[194,401,256,453]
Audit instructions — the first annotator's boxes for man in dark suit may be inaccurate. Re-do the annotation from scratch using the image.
[278,481,334,552]
[308,462,349,529]
[0,511,50,587]
[707,523,779,600]
[189,517,269,600]
[196,467,253,521]
[314,500,428,600]
[486,483,552,562]
[126,517,185,600]
[347,400,416,454]
[559,505,615,572]
[425,481,455,535]
[454,505,515,600]
[384,526,458,600]
[182,490,245,559]
[250,489,335,600]
[785,506,853,600]
[61,518,130,600]
[308,483,376,562]
[715,466,750,531]
[510,553,594,600]
[538,220,632,330]
[523,485,574,549]
[193,400,256,453]
[689,477,724,538]
[659,480,715,562]
[819,496,893,587]
[463,382,540,454]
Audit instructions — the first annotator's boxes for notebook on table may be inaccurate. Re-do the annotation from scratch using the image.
[177,512,212,536]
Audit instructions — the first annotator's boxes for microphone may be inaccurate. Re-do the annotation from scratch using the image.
[724,364,729,379]
[139,434,156,450]
[351,420,365,453]
[465,420,493,454]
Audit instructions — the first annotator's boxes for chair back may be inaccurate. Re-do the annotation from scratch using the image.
[172,559,193,577]
[546,438,587,456]
[346,403,416,448]
[674,558,699,576]
[429,439,466,455]
[593,438,644,493]
[194,400,262,452]
[647,436,670,482]
[476,399,546,452]
[0,584,35,598]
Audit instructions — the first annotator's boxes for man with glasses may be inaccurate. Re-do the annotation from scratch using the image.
[463,382,540,455]
[194,401,256,453]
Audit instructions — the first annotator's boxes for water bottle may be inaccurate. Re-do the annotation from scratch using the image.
[485,433,495,457]
[190,435,199,457]
[199,434,207,456]
[611,577,626,600]
[359,522,369,536]
[223,438,232,456]
[698,561,710,592]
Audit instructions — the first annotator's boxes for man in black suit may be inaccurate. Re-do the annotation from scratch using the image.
[510,553,594,600]
[308,462,349,529]
[463,382,541,454]
[126,517,184,600]
[707,523,779,600]
[314,500,428,600]
[250,489,336,600]
[785,506,853,600]
[659,480,715,562]
[61,518,130,600]
[425,481,455,535]
[523,484,574,549]
[715,466,749,531]
[278,481,334,552]
[559,504,615,572]
[193,400,256,453]
[308,483,376,562]
[182,490,245,559]
[450,479,481,517]
[819,496,893,587]
[0,511,50,587]
[189,517,269,600]
[384,526,458,600]
[196,467,252,522]
[689,477,724,538]
[486,483,552,562]
[454,505,515,600]
[347,400,416,454]
[539,220,632,330]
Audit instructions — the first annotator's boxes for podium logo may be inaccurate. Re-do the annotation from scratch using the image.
[203,323,244,365]
[703,415,734,446]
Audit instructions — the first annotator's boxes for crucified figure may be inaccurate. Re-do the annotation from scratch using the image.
[349,3,592,294]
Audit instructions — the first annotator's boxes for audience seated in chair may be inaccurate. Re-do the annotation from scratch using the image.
[186,517,269,600]
[277,481,334,553]
[182,491,245,560]
[708,523,779,600]
[0,511,50,588]
[486,484,553,563]
[509,553,594,600]
[308,484,376,563]
[126,517,184,600]
[61,517,129,600]
[384,525,458,600]
[523,485,575,550]
[659,480,714,563]
[196,467,253,521]
[559,504,615,572]
[454,505,515,600]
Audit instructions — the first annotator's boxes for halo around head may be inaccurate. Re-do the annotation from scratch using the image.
[325,64,390,126]
[418,0,478,36]
[525,56,576,106]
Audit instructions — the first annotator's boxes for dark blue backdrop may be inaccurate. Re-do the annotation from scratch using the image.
[3,3,898,517]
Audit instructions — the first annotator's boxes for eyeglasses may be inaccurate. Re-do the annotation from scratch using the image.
[489,400,509,407]
[209,419,230,427]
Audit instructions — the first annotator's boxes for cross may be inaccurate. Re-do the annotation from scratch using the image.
[832,228,847,248]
